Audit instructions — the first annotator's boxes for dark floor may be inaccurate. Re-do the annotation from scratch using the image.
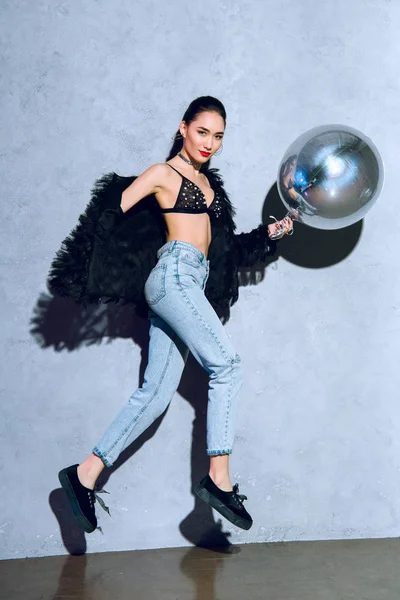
[1,538,399,600]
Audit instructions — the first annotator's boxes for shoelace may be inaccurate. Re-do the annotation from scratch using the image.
[232,483,248,508]
[89,487,111,516]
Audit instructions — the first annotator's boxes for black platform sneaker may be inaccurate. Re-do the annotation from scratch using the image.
[194,475,253,530]
[58,464,110,533]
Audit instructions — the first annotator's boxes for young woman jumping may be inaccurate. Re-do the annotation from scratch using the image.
[52,96,293,534]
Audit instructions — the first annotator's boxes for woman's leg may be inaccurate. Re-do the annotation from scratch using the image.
[146,242,244,489]
[90,312,189,474]
[208,454,231,489]
[58,311,189,532]
[79,311,189,487]
[146,242,252,529]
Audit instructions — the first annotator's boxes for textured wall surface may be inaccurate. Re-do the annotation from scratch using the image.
[1,0,400,559]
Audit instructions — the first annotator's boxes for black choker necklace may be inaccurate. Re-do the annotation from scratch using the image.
[178,152,199,168]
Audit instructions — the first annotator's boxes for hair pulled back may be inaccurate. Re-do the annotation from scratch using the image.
[166,96,226,171]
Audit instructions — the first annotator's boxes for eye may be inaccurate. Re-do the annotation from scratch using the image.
[215,135,223,140]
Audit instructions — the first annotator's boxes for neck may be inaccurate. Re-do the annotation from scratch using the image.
[178,150,202,173]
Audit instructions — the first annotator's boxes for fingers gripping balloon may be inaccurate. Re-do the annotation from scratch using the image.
[274,124,384,234]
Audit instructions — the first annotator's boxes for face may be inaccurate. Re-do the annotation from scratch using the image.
[180,111,225,163]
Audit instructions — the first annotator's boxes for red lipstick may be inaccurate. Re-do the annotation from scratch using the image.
[199,151,211,157]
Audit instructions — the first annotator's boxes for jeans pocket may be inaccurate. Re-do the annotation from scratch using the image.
[144,263,167,305]
[179,252,201,268]
[177,259,204,290]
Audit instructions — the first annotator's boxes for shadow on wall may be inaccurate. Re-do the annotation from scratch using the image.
[262,183,363,268]
[49,489,87,557]
[33,181,362,555]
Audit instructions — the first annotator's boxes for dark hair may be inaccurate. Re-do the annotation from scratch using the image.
[166,96,227,171]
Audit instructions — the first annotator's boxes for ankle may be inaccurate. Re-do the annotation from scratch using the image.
[77,455,104,490]
[208,471,233,492]
[77,465,96,490]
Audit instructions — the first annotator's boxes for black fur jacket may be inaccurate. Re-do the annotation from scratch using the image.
[47,168,277,319]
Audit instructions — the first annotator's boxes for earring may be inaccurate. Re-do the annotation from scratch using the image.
[214,144,223,156]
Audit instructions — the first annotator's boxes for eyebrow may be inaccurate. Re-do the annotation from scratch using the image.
[197,126,225,135]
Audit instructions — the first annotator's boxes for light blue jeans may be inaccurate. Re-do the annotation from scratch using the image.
[93,241,243,467]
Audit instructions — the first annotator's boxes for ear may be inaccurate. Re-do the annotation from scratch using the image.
[179,121,187,138]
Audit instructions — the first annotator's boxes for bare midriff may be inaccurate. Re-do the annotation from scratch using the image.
[154,168,215,258]
[163,212,212,258]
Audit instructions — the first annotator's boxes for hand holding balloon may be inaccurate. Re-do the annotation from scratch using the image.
[277,125,384,231]
[267,215,294,240]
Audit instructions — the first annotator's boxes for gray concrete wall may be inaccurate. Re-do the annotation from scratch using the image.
[1,0,399,559]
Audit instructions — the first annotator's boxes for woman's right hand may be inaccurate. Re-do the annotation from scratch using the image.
[267,215,294,240]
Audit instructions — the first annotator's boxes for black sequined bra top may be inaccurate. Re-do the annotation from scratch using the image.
[160,164,222,218]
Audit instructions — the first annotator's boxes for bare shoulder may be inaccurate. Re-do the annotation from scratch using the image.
[120,163,171,212]
[140,162,168,179]
[142,162,173,189]
[146,162,169,175]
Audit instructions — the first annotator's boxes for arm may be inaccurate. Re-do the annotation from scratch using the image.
[120,163,166,213]
[96,164,166,237]
[235,225,277,268]
[235,217,293,268]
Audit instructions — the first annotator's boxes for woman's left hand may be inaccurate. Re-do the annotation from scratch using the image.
[267,215,294,240]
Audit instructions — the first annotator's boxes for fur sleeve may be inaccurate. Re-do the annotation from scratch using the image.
[234,225,277,268]
[47,172,137,303]
[46,172,122,302]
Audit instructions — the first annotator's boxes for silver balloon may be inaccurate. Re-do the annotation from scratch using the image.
[277,124,384,230]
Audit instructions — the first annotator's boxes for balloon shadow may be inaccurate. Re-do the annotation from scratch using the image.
[262,183,363,268]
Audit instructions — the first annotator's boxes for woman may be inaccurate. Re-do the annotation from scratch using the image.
[53,96,293,535]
